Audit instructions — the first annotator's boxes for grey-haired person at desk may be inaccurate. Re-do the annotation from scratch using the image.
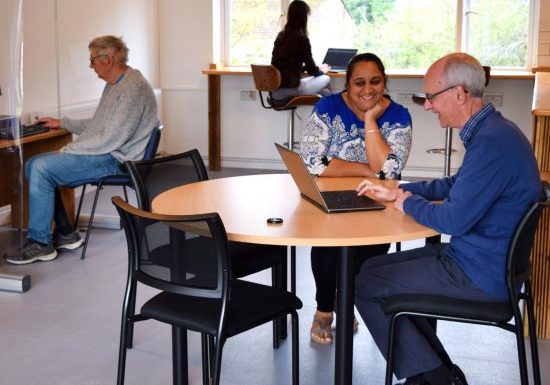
[5,35,159,265]
[354,53,541,385]
[300,52,412,344]
[271,0,331,102]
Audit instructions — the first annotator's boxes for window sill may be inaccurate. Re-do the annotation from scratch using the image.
[203,65,535,80]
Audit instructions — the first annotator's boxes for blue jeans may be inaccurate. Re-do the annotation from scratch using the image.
[25,151,124,244]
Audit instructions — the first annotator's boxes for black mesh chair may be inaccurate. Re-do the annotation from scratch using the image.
[68,124,162,259]
[382,184,549,385]
[112,197,302,385]
[125,149,288,347]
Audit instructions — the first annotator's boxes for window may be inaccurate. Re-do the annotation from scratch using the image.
[225,0,535,71]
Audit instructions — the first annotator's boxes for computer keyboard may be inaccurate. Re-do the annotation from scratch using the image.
[0,123,49,140]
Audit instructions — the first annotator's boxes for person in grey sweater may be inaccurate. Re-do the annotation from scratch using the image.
[6,35,159,265]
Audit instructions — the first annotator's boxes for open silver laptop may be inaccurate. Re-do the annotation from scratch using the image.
[275,143,385,213]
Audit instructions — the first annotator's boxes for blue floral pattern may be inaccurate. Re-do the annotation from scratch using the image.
[300,92,412,179]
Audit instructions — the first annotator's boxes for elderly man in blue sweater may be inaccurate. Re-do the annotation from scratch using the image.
[5,35,159,265]
[354,53,541,385]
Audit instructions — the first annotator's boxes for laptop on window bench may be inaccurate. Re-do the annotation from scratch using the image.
[322,48,358,72]
[275,143,385,213]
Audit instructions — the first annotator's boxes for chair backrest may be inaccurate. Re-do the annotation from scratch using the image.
[250,64,281,92]
[113,196,230,299]
[482,66,491,87]
[126,149,208,211]
[142,124,163,161]
[506,198,545,297]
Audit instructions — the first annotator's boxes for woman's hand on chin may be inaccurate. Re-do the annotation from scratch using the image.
[364,96,390,124]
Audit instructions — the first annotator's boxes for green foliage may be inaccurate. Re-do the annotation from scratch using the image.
[349,0,456,70]
[229,0,530,69]
[230,0,281,65]
[467,0,529,67]
[342,0,395,23]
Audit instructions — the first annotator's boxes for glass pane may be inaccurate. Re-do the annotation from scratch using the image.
[307,0,456,70]
[343,0,456,70]
[1,0,26,285]
[307,0,356,65]
[467,0,530,68]
[229,0,281,66]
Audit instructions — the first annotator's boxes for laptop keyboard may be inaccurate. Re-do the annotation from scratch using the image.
[0,123,49,140]
[321,190,374,209]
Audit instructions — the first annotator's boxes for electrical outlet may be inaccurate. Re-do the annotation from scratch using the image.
[240,90,256,102]
[395,92,414,104]
[483,93,502,107]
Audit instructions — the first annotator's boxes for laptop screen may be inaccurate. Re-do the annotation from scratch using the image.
[322,48,358,71]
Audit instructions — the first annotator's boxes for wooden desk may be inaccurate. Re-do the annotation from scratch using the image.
[202,65,534,171]
[152,174,437,385]
[0,129,74,228]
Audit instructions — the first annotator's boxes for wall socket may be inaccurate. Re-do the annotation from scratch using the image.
[240,90,257,102]
[483,93,502,107]
[395,92,415,104]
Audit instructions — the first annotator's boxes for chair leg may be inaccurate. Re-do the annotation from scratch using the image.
[74,184,87,230]
[172,326,188,385]
[290,246,296,295]
[125,282,137,349]
[117,280,134,385]
[80,181,103,259]
[208,335,215,380]
[287,109,296,151]
[291,310,300,385]
[211,336,225,385]
[385,314,399,385]
[201,334,210,385]
[525,284,542,385]
[515,321,530,385]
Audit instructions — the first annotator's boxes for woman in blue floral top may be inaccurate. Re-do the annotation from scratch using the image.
[300,53,412,344]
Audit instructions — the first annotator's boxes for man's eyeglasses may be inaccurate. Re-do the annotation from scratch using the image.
[425,85,456,103]
[89,54,107,64]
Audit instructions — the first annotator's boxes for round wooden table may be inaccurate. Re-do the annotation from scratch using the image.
[153,173,437,385]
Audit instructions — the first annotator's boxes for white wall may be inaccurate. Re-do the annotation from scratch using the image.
[158,0,212,156]
[21,0,160,121]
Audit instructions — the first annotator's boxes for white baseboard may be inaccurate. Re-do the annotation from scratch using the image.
[213,156,455,179]
[77,214,121,230]
[0,205,10,226]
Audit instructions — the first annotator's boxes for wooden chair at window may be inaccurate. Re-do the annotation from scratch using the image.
[250,64,321,150]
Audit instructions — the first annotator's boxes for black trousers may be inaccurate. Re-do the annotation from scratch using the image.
[311,243,390,312]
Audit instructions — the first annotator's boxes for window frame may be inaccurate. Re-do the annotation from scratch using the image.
[222,0,539,72]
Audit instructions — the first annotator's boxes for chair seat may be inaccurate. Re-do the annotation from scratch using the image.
[382,293,513,324]
[268,94,321,110]
[67,174,131,188]
[284,94,321,108]
[141,279,303,337]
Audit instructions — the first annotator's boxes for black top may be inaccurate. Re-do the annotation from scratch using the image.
[271,29,322,88]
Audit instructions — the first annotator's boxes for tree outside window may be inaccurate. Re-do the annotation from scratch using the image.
[227,0,531,70]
